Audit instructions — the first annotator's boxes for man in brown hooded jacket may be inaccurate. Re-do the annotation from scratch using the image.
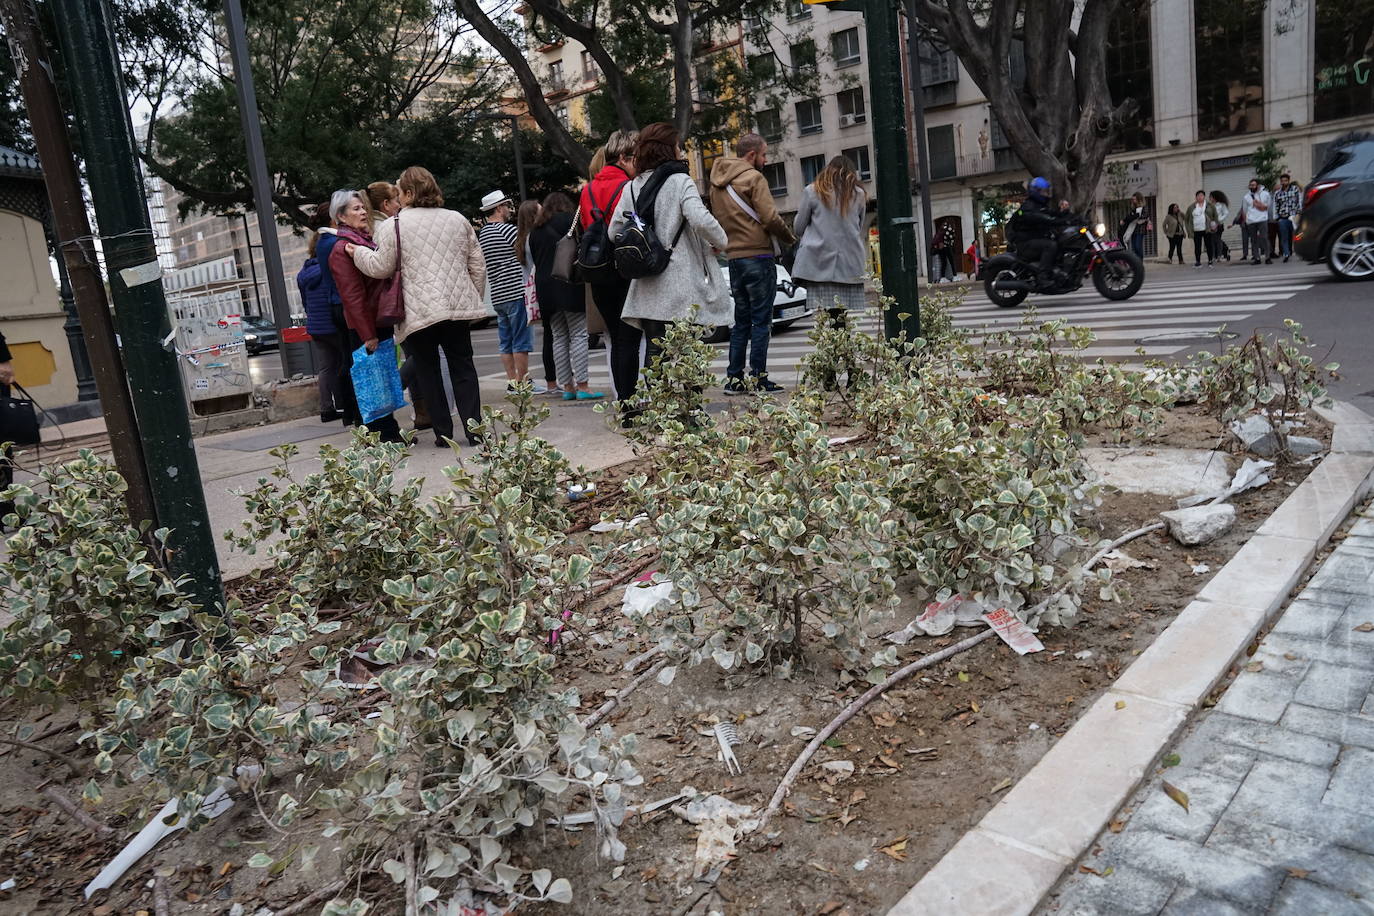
[709,133,797,394]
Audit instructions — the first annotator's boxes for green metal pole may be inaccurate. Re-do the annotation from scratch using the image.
[861,0,921,341]
[49,0,225,611]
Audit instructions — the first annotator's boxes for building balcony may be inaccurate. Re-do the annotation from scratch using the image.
[932,149,1020,181]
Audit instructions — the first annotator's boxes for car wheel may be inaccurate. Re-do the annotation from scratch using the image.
[701,325,729,344]
[1325,222,1374,281]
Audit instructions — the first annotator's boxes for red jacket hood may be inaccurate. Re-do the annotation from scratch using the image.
[581,164,632,229]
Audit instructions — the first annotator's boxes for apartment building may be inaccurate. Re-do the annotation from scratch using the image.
[742,1,877,221]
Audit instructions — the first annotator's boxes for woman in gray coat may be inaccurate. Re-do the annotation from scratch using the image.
[790,156,868,323]
[608,122,729,361]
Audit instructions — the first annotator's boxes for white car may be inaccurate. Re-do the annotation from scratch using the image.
[702,262,812,343]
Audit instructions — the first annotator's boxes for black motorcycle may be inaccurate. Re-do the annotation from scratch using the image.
[979,221,1145,307]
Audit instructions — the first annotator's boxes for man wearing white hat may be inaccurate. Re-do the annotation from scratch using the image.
[478,190,533,389]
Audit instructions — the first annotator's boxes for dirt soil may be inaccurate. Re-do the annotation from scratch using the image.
[0,406,1329,916]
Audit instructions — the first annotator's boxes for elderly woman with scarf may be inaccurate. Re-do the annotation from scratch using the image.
[327,189,403,442]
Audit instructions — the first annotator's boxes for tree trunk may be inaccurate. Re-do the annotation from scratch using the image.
[455,0,592,177]
[911,0,1136,217]
[670,0,695,139]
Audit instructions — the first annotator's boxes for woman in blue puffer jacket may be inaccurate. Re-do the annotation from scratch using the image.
[298,202,358,424]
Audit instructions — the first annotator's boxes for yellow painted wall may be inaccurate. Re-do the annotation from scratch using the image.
[0,209,77,405]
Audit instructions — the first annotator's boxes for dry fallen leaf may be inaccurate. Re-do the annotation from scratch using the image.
[991,777,1013,794]
[1107,819,1127,833]
[818,902,846,915]
[809,861,839,876]
[1286,866,1313,879]
[1353,622,1374,633]
[878,836,909,861]
[1161,781,1190,812]
[1245,661,1264,673]
[970,700,980,713]
[849,789,868,805]
[1115,700,1127,710]
[870,710,898,728]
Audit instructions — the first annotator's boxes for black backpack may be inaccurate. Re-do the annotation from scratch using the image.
[576,179,629,284]
[613,165,688,280]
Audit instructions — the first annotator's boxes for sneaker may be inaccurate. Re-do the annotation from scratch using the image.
[1193,263,1202,269]
[755,377,784,394]
[320,409,341,423]
[530,382,549,394]
[723,378,746,396]
[1207,262,1215,268]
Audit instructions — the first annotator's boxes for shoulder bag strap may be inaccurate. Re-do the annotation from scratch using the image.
[726,182,781,255]
[393,213,402,267]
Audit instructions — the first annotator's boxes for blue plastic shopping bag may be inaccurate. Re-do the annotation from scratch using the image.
[350,338,406,424]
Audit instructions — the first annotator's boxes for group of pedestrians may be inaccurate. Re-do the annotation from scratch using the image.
[293,124,874,439]
[1162,174,1304,268]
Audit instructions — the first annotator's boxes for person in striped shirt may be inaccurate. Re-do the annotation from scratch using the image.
[478,191,534,389]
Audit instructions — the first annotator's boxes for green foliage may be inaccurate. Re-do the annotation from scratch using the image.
[1251,138,1288,189]
[226,432,427,618]
[1188,320,1337,460]
[0,451,194,707]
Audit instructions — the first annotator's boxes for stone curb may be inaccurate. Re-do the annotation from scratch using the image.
[887,401,1374,916]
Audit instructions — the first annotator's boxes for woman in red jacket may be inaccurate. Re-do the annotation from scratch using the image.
[327,190,403,443]
[580,130,640,418]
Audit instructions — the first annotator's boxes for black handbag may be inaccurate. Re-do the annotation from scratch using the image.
[0,383,40,447]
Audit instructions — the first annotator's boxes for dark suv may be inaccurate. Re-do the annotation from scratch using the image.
[1295,131,1374,281]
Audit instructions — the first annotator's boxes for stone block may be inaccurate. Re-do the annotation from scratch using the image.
[1112,600,1268,709]
[1331,422,1374,455]
[1082,448,1231,498]
[1192,712,1340,767]
[1263,633,1374,672]
[1269,598,1349,640]
[1210,815,1374,900]
[1272,878,1372,916]
[886,827,1065,916]
[1046,863,1175,916]
[1195,535,1315,617]
[1280,703,1374,750]
[1161,504,1236,546]
[1335,606,1374,646]
[1247,643,1315,682]
[1292,662,1374,713]
[1107,830,1282,907]
[1323,746,1374,816]
[1214,671,1298,724]
[978,692,1189,861]
[1305,551,1374,595]
[1126,769,1242,843]
[1256,453,1374,544]
[1167,728,1257,782]
[1286,436,1325,457]
[1231,414,1278,457]
[1159,887,1251,916]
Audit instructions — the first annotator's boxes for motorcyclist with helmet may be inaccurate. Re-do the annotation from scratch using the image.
[1008,176,1074,291]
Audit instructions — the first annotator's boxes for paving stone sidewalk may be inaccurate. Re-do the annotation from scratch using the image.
[1040,506,1374,916]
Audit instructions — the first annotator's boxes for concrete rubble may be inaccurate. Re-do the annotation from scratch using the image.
[1159,504,1237,546]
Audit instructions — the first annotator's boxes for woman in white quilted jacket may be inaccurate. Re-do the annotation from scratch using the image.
[349,166,488,449]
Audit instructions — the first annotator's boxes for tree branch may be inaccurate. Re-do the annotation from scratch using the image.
[523,0,639,131]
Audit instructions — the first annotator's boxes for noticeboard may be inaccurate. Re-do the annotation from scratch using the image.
[168,289,253,408]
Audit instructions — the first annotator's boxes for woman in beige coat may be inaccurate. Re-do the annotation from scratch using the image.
[350,166,488,448]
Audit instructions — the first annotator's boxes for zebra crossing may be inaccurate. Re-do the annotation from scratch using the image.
[477,268,1327,386]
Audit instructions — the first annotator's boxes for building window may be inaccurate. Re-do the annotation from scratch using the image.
[837,87,866,125]
[801,154,826,185]
[927,124,956,180]
[548,59,565,91]
[756,108,783,142]
[1314,1,1374,122]
[748,53,777,84]
[831,28,861,67]
[790,39,817,72]
[785,0,811,20]
[761,162,788,197]
[581,50,600,82]
[796,98,823,135]
[918,37,959,107]
[696,62,718,104]
[1105,0,1154,151]
[843,145,872,180]
[1195,0,1264,141]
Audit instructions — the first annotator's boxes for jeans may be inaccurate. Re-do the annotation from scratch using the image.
[727,256,777,379]
[403,319,482,445]
[494,297,533,354]
[1278,218,1296,258]
[1167,235,1185,263]
[1129,231,1145,259]
[1192,231,1214,265]
[310,331,348,415]
[591,277,643,404]
[1244,221,1270,261]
